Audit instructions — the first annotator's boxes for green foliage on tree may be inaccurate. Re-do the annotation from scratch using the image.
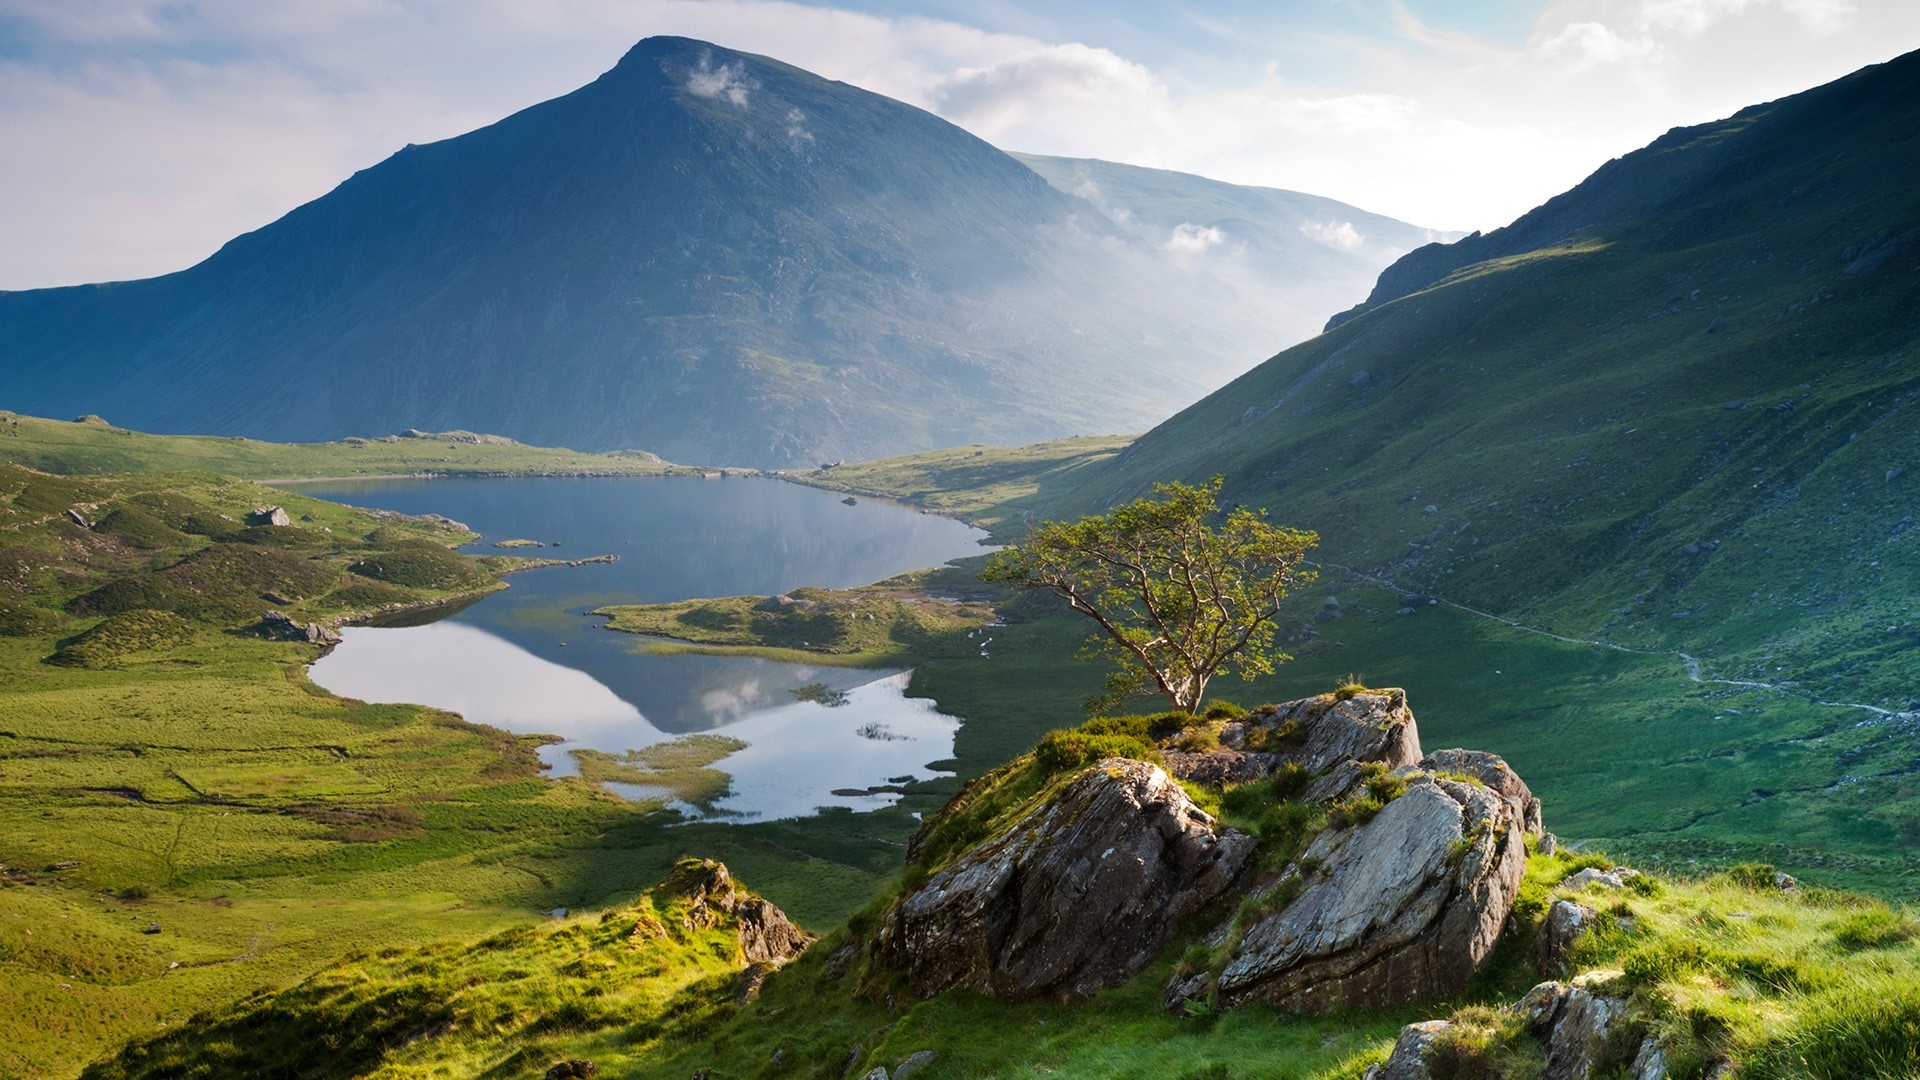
[982,477,1317,714]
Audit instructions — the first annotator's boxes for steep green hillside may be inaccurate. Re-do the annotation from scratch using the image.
[811,51,1920,895]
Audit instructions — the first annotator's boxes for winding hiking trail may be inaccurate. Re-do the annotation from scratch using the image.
[1327,563,1917,725]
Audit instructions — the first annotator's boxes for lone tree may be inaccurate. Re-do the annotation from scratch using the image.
[983,477,1317,714]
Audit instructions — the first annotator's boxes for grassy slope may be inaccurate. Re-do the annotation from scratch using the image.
[0,412,685,480]
[0,462,905,1078]
[820,55,1920,897]
[84,714,1920,1080]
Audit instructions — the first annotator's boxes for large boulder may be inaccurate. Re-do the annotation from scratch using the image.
[1163,689,1422,787]
[1203,771,1528,1013]
[877,758,1254,1000]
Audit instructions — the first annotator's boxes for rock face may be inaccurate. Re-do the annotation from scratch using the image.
[1367,1020,1450,1080]
[1160,689,1422,790]
[255,610,341,646]
[666,859,814,966]
[877,758,1254,1000]
[1206,770,1529,1013]
[1419,748,1542,836]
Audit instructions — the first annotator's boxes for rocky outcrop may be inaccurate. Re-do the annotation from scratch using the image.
[877,758,1254,1001]
[1368,973,1661,1080]
[662,859,815,966]
[1537,899,1597,975]
[248,506,292,527]
[255,610,341,646]
[1199,770,1529,1014]
[1419,748,1542,836]
[1521,975,1639,1080]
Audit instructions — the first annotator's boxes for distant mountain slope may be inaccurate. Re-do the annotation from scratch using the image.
[1015,153,1459,348]
[1052,50,1920,858]
[0,38,1432,469]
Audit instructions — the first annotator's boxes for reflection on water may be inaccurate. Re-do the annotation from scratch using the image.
[296,475,989,819]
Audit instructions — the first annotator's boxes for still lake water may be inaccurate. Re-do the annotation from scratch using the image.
[298,475,991,819]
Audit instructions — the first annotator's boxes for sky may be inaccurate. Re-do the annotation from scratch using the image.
[1,0,1916,290]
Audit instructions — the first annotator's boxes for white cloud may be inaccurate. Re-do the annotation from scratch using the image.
[784,106,814,144]
[1301,220,1366,251]
[1165,222,1226,255]
[687,54,754,105]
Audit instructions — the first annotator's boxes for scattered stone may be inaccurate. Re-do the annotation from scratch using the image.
[1706,315,1726,333]
[879,758,1253,1000]
[247,506,292,527]
[862,1070,889,1080]
[48,860,82,871]
[1423,504,1439,514]
[1562,868,1638,892]
[64,508,93,529]
[1773,871,1799,893]
[1888,468,1906,483]
[842,496,859,506]
[262,591,294,606]
[1365,1020,1451,1080]
[142,923,162,935]
[1538,833,1560,856]
[1537,899,1597,975]
[543,1061,595,1080]
[1397,607,1417,615]
[893,1051,938,1079]
[1720,401,1746,411]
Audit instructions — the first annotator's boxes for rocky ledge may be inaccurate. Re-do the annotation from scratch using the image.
[879,690,1542,1017]
[877,757,1254,1000]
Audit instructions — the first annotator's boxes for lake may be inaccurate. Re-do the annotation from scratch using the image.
[299,475,991,819]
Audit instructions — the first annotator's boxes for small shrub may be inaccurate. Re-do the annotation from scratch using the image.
[1172,727,1220,753]
[1258,800,1324,857]
[1329,793,1386,828]
[1270,760,1313,800]
[1332,674,1368,700]
[1145,710,1200,741]
[1726,862,1781,890]
[1203,701,1248,721]
[1033,729,1160,776]
[1424,1004,1543,1080]
[1243,718,1305,752]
